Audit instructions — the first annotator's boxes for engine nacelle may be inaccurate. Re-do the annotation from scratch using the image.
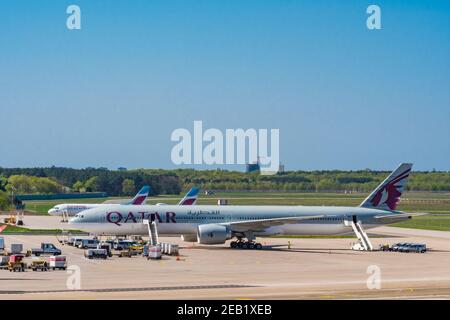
[181,234,198,242]
[197,224,232,245]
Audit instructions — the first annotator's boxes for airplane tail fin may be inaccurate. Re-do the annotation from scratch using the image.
[128,185,150,205]
[178,187,200,205]
[359,163,412,211]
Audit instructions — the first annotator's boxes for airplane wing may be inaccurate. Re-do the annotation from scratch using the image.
[221,215,326,232]
[374,212,428,219]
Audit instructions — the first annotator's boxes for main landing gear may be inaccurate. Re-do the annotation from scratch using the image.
[230,240,263,250]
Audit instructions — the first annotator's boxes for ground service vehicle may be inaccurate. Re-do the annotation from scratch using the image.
[129,244,144,255]
[390,243,408,251]
[400,243,427,253]
[78,239,99,249]
[67,237,83,246]
[113,240,135,250]
[85,249,107,259]
[0,237,5,254]
[8,255,26,272]
[30,258,49,271]
[97,243,113,257]
[31,243,61,256]
[0,256,9,269]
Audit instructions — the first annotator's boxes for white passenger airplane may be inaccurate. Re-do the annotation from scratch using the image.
[49,186,200,217]
[48,186,151,217]
[69,164,423,250]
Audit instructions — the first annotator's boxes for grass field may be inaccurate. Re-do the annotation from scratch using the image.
[18,191,450,232]
[23,197,125,216]
[390,215,450,231]
[0,223,82,235]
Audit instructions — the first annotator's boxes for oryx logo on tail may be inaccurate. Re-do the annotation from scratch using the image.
[360,163,412,211]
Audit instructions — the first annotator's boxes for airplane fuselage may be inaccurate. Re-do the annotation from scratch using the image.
[68,204,406,237]
[48,204,106,217]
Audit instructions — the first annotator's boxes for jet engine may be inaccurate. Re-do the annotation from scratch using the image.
[197,224,232,244]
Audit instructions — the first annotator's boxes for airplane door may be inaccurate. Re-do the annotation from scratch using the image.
[343,214,351,226]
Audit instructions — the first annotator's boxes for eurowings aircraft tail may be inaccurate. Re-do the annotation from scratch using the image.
[128,185,150,205]
[178,187,200,205]
[360,163,412,211]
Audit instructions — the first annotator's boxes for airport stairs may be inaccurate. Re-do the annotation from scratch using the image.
[352,220,373,251]
[62,210,69,223]
[144,219,159,246]
[345,217,374,251]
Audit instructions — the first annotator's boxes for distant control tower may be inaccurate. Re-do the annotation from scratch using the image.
[245,157,261,173]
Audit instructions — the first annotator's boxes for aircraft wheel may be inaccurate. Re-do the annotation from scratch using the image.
[248,243,255,250]
[255,243,262,250]
[230,241,237,249]
[241,242,248,249]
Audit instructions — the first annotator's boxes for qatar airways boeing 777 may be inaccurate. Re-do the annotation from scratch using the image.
[69,164,423,250]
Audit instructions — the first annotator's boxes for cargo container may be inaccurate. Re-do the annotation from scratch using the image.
[10,244,23,254]
[168,244,179,256]
[148,245,162,260]
[49,256,67,270]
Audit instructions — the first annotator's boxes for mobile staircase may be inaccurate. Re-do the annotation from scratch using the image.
[143,219,159,246]
[345,216,373,251]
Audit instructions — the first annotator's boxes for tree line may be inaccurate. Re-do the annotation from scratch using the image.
[142,168,450,193]
[1,167,449,210]
[0,167,181,199]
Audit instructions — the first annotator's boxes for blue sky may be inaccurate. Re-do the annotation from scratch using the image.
[0,0,449,171]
